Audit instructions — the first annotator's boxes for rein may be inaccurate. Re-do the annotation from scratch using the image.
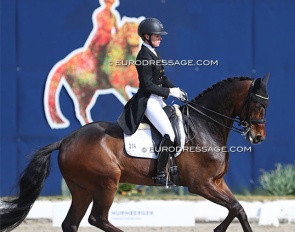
[181,79,268,142]
[184,101,250,135]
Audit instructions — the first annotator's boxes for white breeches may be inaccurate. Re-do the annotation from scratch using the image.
[144,94,175,142]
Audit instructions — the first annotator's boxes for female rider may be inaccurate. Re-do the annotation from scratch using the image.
[118,18,186,186]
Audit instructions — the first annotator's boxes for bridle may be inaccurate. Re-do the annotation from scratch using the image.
[181,79,269,140]
[240,79,268,127]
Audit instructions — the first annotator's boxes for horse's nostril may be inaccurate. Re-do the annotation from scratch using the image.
[255,136,264,143]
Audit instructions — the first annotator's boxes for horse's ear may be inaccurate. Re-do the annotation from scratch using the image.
[262,73,270,86]
[253,78,262,90]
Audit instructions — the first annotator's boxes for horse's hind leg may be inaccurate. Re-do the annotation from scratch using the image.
[191,178,252,232]
[61,179,92,232]
[88,178,123,232]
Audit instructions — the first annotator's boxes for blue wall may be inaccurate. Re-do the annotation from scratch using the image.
[1,0,295,196]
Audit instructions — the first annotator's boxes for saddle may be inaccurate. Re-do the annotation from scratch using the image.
[123,104,185,186]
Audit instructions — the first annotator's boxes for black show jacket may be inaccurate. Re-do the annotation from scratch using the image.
[117,45,175,135]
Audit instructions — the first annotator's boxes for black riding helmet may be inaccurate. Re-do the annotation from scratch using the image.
[138,18,167,47]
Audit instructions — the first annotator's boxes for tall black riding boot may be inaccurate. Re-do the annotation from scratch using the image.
[154,134,175,186]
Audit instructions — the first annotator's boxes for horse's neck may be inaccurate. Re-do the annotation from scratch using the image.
[110,35,126,53]
[190,80,251,142]
[195,80,250,115]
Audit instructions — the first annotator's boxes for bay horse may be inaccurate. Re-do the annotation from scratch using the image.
[0,74,270,232]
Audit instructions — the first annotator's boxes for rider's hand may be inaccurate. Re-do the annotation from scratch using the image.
[169,88,187,101]
[180,89,188,101]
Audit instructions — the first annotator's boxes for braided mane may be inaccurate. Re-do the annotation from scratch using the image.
[192,76,253,101]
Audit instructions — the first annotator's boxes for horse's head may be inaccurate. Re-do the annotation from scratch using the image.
[239,73,270,144]
[119,20,141,56]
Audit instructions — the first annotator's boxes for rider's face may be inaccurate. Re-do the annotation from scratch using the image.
[145,34,162,47]
[150,34,162,47]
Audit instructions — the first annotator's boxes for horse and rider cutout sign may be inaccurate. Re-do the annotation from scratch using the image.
[44,0,144,129]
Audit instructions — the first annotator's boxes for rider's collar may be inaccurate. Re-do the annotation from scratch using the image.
[143,42,157,57]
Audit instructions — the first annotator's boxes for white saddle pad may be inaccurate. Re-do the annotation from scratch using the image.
[124,105,185,159]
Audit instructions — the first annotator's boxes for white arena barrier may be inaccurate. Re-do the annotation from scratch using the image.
[27,200,295,227]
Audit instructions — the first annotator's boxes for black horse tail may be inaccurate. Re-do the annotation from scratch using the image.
[0,140,61,232]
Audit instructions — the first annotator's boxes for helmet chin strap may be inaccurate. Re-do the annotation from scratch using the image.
[145,34,155,48]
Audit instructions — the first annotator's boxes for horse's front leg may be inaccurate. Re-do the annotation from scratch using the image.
[214,199,252,232]
[189,178,252,232]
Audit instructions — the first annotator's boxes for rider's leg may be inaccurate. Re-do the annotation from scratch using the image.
[154,134,174,185]
[145,94,175,185]
[144,94,175,141]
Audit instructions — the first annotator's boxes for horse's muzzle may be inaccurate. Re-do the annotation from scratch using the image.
[252,135,265,144]
[247,132,265,144]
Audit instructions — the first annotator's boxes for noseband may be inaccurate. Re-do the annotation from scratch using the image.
[183,79,269,137]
